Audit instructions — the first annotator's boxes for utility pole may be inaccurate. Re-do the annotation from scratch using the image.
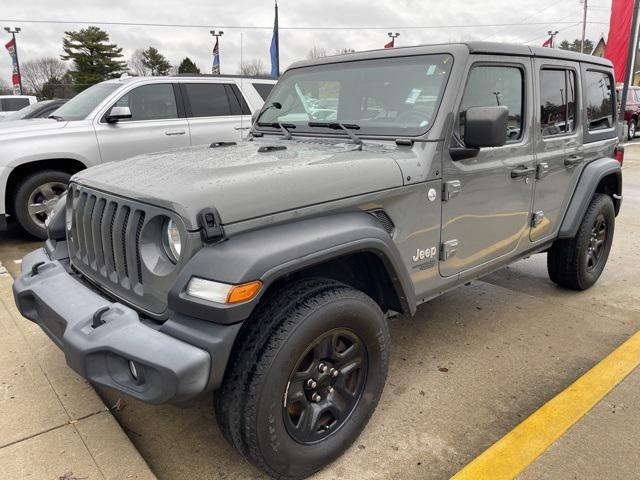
[4,26,23,95]
[548,30,559,48]
[581,0,588,53]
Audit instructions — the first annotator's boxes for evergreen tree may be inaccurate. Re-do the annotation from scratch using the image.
[559,38,594,54]
[141,46,172,76]
[177,57,201,74]
[61,26,127,91]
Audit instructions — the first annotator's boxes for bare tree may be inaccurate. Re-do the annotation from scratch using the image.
[0,78,12,95]
[21,57,68,97]
[307,46,327,59]
[129,49,151,76]
[239,59,269,77]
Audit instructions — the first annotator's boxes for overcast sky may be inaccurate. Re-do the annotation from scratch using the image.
[0,0,613,87]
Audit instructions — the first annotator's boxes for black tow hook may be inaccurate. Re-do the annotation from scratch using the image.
[30,261,45,276]
[92,306,110,329]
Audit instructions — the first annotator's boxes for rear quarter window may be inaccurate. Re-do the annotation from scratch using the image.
[585,70,614,131]
[252,83,275,101]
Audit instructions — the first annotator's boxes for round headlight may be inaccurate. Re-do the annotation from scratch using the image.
[162,218,182,263]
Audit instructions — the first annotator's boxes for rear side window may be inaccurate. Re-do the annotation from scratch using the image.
[113,84,178,121]
[459,65,524,142]
[585,70,614,131]
[253,82,274,100]
[0,98,30,111]
[540,69,577,136]
[226,84,251,115]
[184,83,246,117]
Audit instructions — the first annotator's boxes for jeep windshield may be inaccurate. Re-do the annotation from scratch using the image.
[256,54,452,137]
[51,83,120,121]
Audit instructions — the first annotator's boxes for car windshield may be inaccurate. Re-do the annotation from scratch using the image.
[52,83,120,121]
[257,54,453,137]
[1,102,45,121]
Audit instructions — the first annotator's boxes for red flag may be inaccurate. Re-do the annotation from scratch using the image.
[542,37,552,48]
[384,40,394,49]
[5,38,15,51]
[605,0,634,82]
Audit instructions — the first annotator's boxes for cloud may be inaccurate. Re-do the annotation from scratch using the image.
[0,0,612,88]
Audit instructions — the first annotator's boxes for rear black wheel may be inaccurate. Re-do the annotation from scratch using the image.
[628,118,637,141]
[548,193,615,290]
[215,278,389,479]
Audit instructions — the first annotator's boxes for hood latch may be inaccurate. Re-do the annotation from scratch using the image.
[198,208,225,242]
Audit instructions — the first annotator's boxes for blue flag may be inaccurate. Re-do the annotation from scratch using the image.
[270,1,279,78]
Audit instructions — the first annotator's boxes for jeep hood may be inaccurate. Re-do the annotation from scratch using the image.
[73,140,404,228]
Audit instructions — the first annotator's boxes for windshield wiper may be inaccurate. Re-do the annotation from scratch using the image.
[308,122,363,148]
[257,122,296,140]
[48,114,65,122]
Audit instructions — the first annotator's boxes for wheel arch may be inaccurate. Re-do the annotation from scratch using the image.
[5,158,87,215]
[558,157,622,239]
[168,212,417,324]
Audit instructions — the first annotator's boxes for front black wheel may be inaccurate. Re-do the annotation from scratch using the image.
[548,193,615,290]
[215,278,390,479]
[629,119,637,141]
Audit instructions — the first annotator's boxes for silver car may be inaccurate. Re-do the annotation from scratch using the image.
[0,75,275,238]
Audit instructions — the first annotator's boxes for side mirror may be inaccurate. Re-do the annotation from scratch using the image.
[106,106,132,123]
[464,105,509,148]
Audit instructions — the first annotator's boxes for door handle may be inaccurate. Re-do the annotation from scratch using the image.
[564,155,584,167]
[165,130,186,136]
[510,166,536,178]
[234,126,251,130]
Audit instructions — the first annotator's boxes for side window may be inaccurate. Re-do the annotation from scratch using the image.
[226,84,251,115]
[183,83,231,117]
[585,71,614,131]
[540,69,577,136]
[113,84,178,121]
[252,83,274,100]
[459,65,524,142]
[0,98,30,111]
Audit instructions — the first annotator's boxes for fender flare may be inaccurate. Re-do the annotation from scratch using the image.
[558,157,622,239]
[168,212,416,324]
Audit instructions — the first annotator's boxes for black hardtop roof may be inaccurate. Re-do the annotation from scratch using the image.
[288,41,613,70]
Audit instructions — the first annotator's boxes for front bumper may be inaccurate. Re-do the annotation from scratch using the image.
[13,248,233,404]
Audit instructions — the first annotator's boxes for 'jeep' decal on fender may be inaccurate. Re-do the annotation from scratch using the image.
[412,247,438,263]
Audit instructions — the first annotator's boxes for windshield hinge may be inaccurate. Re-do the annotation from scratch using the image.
[395,138,414,147]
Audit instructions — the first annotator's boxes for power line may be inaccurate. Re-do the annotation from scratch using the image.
[0,18,608,31]
[482,0,564,41]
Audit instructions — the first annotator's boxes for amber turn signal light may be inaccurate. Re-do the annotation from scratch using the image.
[227,281,262,304]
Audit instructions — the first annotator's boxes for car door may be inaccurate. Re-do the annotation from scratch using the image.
[94,83,190,163]
[440,58,535,277]
[530,60,583,242]
[179,82,252,146]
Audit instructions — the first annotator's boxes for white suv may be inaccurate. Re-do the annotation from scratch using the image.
[0,95,37,120]
[0,76,275,238]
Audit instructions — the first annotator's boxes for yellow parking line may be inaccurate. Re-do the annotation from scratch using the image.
[451,330,640,480]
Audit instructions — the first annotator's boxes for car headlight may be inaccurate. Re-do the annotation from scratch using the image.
[162,218,182,263]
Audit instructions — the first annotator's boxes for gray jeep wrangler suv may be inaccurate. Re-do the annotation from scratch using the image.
[13,42,622,479]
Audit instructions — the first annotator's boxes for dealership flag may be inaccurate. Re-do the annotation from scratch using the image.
[542,36,553,48]
[5,38,21,94]
[384,39,394,49]
[212,37,220,75]
[605,0,635,82]
[270,0,280,78]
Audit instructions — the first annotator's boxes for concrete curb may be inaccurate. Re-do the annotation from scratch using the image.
[0,259,157,480]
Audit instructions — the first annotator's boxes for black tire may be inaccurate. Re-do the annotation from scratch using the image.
[13,170,71,239]
[629,118,637,141]
[215,278,390,480]
[548,193,615,290]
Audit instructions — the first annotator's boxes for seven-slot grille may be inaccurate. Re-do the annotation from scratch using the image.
[67,184,147,296]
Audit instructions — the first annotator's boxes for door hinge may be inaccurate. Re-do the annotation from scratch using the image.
[536,162,549,180]
[443,180,462,201]
[531,211,545,228]
[440,239,459,261]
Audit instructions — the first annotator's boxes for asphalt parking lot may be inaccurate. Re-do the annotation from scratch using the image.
[1,145,639,479]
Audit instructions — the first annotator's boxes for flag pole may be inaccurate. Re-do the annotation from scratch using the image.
[619,0,640,126]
